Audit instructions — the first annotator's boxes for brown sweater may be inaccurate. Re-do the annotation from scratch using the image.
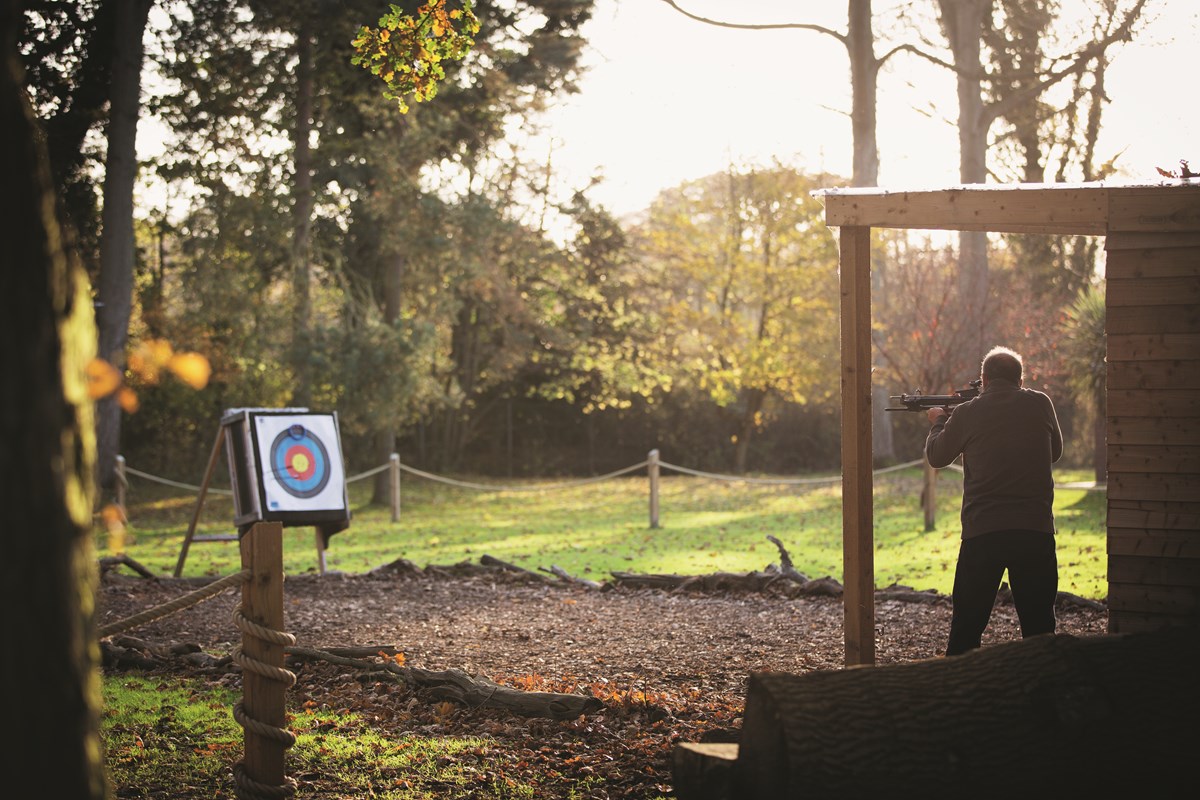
[925,378,1063,539]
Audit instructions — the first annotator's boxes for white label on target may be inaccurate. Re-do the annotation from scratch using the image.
[253,413,347,513]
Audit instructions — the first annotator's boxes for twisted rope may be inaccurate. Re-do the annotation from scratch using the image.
[345,462,391,482]
[230,604,298,799]
[397,459,650,492]
[98,569,251,639]
[123,465,235,496]
[233,763,297,800]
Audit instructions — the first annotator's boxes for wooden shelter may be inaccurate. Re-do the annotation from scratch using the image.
[819,180,1200,666]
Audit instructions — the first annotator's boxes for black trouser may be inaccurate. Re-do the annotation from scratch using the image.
[946,529,1057,656]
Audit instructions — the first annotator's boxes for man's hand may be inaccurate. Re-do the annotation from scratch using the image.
[927,407,949,425]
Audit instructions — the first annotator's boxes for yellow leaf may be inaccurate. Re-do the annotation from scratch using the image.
[86,359,122,399]
[100,503,125,527]
[168,352,211,389]
[117,386,140,413]
[129,339,175,383]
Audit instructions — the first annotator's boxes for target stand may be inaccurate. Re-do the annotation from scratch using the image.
[174,408,351,577]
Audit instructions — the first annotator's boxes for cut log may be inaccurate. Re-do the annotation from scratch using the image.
[724,626,1200,798]
[673,743,738,800]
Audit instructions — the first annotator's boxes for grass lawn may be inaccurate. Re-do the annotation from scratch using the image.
[98,464,1107,600]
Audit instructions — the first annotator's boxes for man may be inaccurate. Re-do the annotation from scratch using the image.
[926,346,1064,656]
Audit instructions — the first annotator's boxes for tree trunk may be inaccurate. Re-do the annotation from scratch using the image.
[847,0,879,188]
[94,0,152,496]
[372,251,405,503]
[848,0,896,463]
[1,21,107,797]
[733,388,765,474]
[290,23,315,408]
[732,627,1199,798]
[938,0,993,361]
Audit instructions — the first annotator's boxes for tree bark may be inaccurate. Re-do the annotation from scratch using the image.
[1,14,107,796]
[94,0,152,495]
[290,23,315,408]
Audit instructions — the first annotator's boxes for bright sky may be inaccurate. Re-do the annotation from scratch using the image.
[528,0,1200,218]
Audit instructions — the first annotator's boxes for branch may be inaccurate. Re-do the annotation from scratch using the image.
[877,42,956,73]
[657,0,846,45]
[983,0,1150,126]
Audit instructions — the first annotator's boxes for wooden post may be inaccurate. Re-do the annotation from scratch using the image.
[648,449,661,529]
[839,225,875,667]
[390,453,401,523]
[114,454,126,511]
[240,521,287,789]
[314,528,326,575]
[923,462,937,531]
[174,425,226,577]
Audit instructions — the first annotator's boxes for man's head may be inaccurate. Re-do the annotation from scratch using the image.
[981,346,1023,386]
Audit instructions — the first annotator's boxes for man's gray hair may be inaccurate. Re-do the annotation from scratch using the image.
[982,346,1023,383]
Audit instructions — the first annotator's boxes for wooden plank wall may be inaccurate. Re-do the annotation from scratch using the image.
[1104,217,1200,633]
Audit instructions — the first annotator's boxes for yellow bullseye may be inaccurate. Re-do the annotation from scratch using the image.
[291,453,311,474]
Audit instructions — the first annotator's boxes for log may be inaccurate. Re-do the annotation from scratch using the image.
[406,666,604,720]
[673,743,738,800]
[726,626,1200,798]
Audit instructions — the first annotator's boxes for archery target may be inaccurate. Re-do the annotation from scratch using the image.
[252,413,346,514]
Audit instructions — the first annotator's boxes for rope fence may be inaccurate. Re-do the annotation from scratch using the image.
[113,449,1104,533]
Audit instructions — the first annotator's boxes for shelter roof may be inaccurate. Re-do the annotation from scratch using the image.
[815,180,1200,235]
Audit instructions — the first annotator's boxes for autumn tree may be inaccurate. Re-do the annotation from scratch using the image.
[633,164,841,473]
[659,0,900,462]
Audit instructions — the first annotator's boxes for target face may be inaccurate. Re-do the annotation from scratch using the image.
[252,413,346,515]
[270,424,331,498]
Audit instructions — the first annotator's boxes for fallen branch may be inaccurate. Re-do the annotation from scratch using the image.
[765,536,809,583]
[99,554,160,580]
[479,554,550,581]
[286,646,603,720]
[541,564,604,589]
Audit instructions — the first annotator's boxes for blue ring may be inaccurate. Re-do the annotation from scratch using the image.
[269,427,331,499]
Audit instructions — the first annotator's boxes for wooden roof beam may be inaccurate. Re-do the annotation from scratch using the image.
[818,183,1110,235]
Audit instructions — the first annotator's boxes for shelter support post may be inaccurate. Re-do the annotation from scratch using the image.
[839,225,874,666]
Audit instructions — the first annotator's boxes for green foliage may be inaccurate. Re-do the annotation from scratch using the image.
[102,677,242,792]
[102,676,503,798]
[1058,283,1107,409]
[351,1,481,112]
[99,467,1108,599]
